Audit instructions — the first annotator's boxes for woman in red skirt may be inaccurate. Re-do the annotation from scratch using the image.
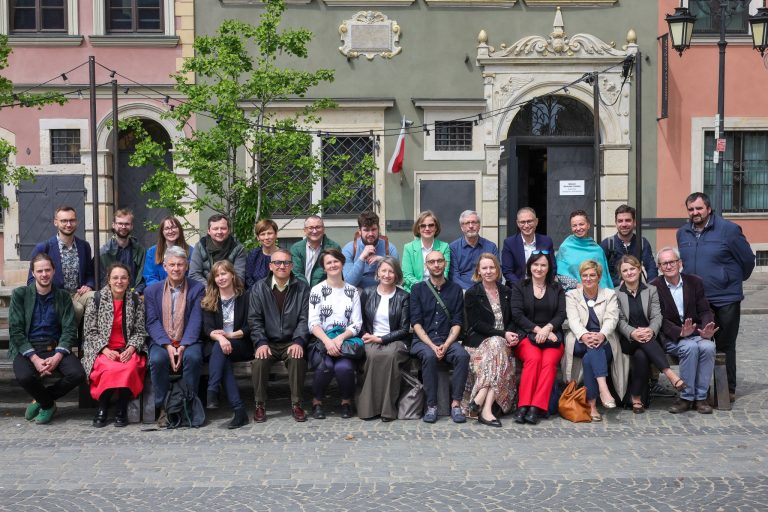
[83,263,147,427]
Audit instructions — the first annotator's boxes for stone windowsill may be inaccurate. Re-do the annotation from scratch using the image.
[88,35,179,47]
[7,35,84,47]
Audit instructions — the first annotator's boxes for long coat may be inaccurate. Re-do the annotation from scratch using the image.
[562,287,629,400]
[615,284,663,354]
[81,286,146,376]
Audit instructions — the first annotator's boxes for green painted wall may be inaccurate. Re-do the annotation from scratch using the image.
[197,1,659,248]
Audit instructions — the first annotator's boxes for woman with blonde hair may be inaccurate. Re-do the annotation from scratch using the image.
[562,260,628,421]
[202,260,251,429]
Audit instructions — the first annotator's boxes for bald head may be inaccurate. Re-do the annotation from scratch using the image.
[425,250,447,280]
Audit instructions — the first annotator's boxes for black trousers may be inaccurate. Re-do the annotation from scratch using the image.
[712,301,740,392]
[628,339,670,398]
[13,351,86,409]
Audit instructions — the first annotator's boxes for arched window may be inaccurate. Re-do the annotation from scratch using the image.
[508,96,594,137]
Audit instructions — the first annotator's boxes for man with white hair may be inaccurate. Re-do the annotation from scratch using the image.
[145,245,206,415]
[449,210,498,290]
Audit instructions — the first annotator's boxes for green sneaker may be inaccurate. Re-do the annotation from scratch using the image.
[24,401,41,421]
[34,404,57,425]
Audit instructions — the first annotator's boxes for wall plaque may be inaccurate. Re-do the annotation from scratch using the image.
[339,11,401,60]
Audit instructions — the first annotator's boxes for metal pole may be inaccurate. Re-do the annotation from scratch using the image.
[635,52,643,261]
[593,72,601,242]
[714,0,728,216]
[112,80,119,208]
[89,56,101,287]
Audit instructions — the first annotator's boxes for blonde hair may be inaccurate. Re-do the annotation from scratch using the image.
[471,253,501,283]
[578,259,603,279]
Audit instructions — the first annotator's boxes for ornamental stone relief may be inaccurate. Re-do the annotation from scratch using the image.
[339,11,402,60]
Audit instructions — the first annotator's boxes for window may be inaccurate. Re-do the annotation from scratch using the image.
[106,0,162,33]
[434,121,473,152]
[689,0,749,35]
[50,129,80,164]
[9,0,66,33]
[756,250,768,266]
[704,130,768,212]
[265,142,313,217]
[322,136,375,216]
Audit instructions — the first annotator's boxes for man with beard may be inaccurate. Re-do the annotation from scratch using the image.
[100,209,146,293]
[342,210,399,288]
[449,210,498,291]
[189,214,246,283]
[11,253,86,424]
[677,192,754,403]
[600,204,657,287]
[28,206,95,323]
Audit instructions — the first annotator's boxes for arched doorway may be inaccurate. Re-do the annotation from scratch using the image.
[500,95,595,247]
[114,119,172,247]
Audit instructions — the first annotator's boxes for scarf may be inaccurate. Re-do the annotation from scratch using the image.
[162,279,187,345]
[555,234,614,290]
[206,235,235,264]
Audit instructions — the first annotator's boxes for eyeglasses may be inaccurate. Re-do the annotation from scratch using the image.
[462,220,479,225]
[531,250,550,255]
[114,222,132,227]
[57,219,77,224]
[419,223,436,229]
[305,226,323,232]
[426,258,445,265]
[163,226,179,232]
[659,259,679,267]
[517,219,536,225]
[270,260,294,267]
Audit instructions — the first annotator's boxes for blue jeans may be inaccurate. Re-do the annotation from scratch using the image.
[665,336,715,401]
[574,341,613,401]
[410,341,470,407]
[149,343,204,409]
[208,339,253,410]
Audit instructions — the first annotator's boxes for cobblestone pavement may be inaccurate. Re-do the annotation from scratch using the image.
[1,316,767,511]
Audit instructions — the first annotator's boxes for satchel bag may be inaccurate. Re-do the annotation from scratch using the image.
[558,380,592,423]
[397,370,425,420]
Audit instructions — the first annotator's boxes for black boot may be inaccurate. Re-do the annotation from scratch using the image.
[513,406,529,424]
[114,388,130,428]
[524,407,541,425]
[228,408,249,429]
[93,390,112,428]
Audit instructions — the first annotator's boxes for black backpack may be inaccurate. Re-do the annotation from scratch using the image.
[162,378,205,428]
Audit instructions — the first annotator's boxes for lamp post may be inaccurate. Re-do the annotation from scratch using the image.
[666,0,768,216]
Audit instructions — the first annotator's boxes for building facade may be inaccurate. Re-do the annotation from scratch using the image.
[0,0,194,284]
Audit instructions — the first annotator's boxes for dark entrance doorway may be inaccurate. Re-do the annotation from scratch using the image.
[113,119,172,247]
[499,95,596,248]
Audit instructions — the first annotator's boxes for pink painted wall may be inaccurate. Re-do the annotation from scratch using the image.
[657,0,768,248]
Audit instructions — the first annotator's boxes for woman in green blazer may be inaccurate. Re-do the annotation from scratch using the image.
[402,211,451,292]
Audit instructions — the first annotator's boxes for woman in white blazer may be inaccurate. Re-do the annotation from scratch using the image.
[562,260,629,421]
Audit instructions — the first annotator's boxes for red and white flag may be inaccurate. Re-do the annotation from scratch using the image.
[387,117,406,174]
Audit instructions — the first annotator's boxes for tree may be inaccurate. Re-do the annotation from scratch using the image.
[0,35,67,209]
[128,0,377,245]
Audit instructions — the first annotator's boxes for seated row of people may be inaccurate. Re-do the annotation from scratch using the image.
[12,241,716,429]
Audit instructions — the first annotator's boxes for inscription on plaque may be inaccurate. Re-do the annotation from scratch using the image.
[339,11,402,60]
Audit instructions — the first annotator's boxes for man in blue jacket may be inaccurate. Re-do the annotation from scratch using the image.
[28,206,95,323]
[677,192,755,402]
[145,246,205,415]
[342,211,399,289]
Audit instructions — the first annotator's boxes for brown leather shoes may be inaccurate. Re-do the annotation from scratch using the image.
[292,404,307,422]
[668,398,692,414]
[695,400,713,414]
[253,403,267,423]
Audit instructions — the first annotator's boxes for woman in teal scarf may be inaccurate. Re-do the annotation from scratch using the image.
[556,210,613,290]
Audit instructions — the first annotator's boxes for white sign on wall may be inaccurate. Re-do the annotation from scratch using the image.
[559,180,585,196]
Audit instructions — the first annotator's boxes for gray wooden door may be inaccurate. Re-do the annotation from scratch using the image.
[547,146,594,248]
[419,179,476,244]
[116,150,171,248]
[17,175,87,259]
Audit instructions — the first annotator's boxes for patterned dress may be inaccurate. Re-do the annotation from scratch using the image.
[462,292,516,415]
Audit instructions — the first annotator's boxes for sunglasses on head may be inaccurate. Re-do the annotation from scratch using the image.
[531,250,550,255]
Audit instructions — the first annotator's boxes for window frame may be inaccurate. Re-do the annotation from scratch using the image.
[105,0,163,34]
[8,0,67,34]
[683,0,762,41]
[414,100,486,161]
[50,128,81,165]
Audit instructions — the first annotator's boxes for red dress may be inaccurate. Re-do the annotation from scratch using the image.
[89,300,147,399]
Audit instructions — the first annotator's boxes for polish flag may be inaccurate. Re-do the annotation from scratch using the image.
[387,117,406,174]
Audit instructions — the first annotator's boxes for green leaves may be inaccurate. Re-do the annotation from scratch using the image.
[125,0,377,247]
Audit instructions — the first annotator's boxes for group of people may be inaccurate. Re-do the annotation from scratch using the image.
[9,191,754,428]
